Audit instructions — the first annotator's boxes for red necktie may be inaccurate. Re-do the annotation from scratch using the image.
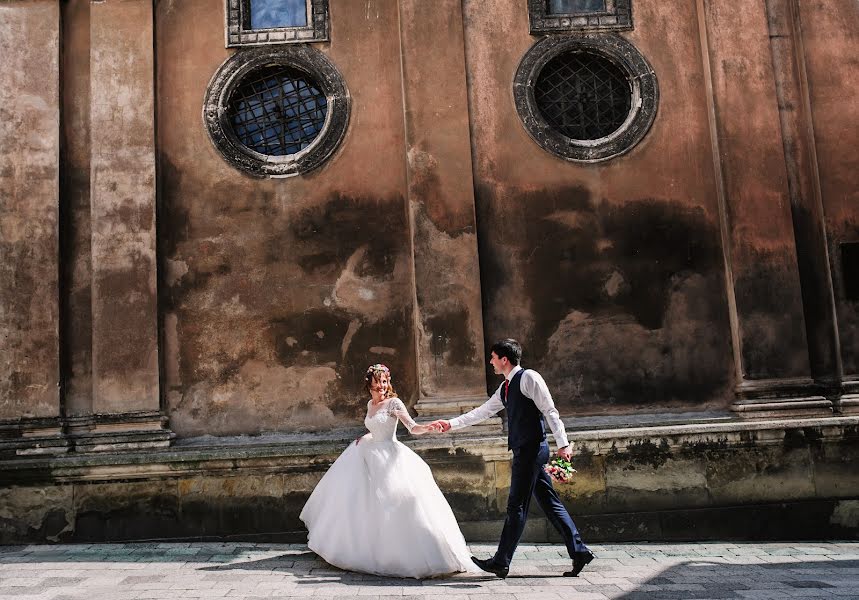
[504,379,510,401]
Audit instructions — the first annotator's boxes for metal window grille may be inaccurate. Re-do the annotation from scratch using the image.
[227,65,328,157]
[534,51,632,141]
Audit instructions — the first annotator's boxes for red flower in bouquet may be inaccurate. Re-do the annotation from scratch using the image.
[545,455,577,483]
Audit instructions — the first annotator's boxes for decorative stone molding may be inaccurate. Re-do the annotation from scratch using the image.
[0,412,173,458]
[0,417,67,458]
[834,380,859,415]
[203,45,350,178]
[513,34,658,162]
[225,0,329,47]
[731,377,834,419]
[839,395,859,415]
[64,411,173,453]
[528,0,633,35]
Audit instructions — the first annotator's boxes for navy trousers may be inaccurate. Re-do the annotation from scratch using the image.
[493,441,589,567]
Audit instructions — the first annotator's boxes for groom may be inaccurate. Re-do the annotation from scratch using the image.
[430,339,594,578]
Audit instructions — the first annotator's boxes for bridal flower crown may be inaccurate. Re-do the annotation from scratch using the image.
[366,364,391,378]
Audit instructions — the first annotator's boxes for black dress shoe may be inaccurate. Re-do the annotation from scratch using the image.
[471,556,509,578]
[564,550,595,577]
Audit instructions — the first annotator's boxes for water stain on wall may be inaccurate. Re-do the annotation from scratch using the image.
[732,252,811,379]
[476,184,734,412]
[158,156,416,436]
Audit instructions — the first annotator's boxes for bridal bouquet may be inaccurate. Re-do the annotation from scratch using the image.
[545,456,577,483]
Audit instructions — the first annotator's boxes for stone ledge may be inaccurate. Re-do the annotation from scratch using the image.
[1,416,856,544]
[0,415,856,486]
[564,414,859,441]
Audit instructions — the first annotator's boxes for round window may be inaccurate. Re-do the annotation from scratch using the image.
[204,46,350,178]
[514,35,658,162]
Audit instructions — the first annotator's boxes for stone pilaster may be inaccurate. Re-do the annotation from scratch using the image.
[87,0,170,449]
[0,1,66,455]
[696,0,832,418]
[763,0,843,399]
[397,0,495,426]
[787,0,859,417]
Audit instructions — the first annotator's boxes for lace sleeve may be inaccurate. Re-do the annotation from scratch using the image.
[388,398,417,433]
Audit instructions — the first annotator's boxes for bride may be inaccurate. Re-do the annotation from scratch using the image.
[299,364,476,578]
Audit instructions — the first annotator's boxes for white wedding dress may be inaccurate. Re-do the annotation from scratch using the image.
[299,397,476,578]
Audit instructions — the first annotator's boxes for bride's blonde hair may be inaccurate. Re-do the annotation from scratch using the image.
[365,364,397,398]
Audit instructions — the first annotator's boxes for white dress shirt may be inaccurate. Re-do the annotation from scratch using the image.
[448,365,569,449]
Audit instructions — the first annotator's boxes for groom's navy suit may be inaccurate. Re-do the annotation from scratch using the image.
[450,365,589,568]
[494,368,589,567]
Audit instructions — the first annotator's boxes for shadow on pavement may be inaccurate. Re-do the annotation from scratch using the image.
[199,552,497,586]
[606,558,859,600]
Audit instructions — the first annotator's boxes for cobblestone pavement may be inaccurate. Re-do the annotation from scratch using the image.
[1,541,857,600]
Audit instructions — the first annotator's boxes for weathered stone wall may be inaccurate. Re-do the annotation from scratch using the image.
[83,0,857,435]
[156,0,417,436]
[1,0,858,545]
[1,418,856,543]
[464,0,736,412]
[90,0,160,416]
[0,1,61,420]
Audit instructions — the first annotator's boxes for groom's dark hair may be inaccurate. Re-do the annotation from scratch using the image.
[490,339,522,366]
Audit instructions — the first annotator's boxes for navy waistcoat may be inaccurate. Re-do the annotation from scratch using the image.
[501,369,547,449]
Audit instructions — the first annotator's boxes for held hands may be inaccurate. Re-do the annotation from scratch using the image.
[409,424,434,435]
[410,420,449,435]
[428,420,451,434]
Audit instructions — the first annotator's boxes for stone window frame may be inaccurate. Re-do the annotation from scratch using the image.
[225,0,329,47]
[513,34,658,162]
[528,0,633,35]
[203,45,350,178]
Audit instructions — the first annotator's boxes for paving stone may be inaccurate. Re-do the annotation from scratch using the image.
[0,542,855,599]
[119,574,167,584]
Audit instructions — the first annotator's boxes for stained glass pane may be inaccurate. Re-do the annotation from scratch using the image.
[250,0,308,29]
[548,0,606,14]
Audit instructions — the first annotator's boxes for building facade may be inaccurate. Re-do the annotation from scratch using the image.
[1,0,857,542]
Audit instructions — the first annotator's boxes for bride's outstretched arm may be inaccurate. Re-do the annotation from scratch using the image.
[389,398,433,435]
[407,423,434,435]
